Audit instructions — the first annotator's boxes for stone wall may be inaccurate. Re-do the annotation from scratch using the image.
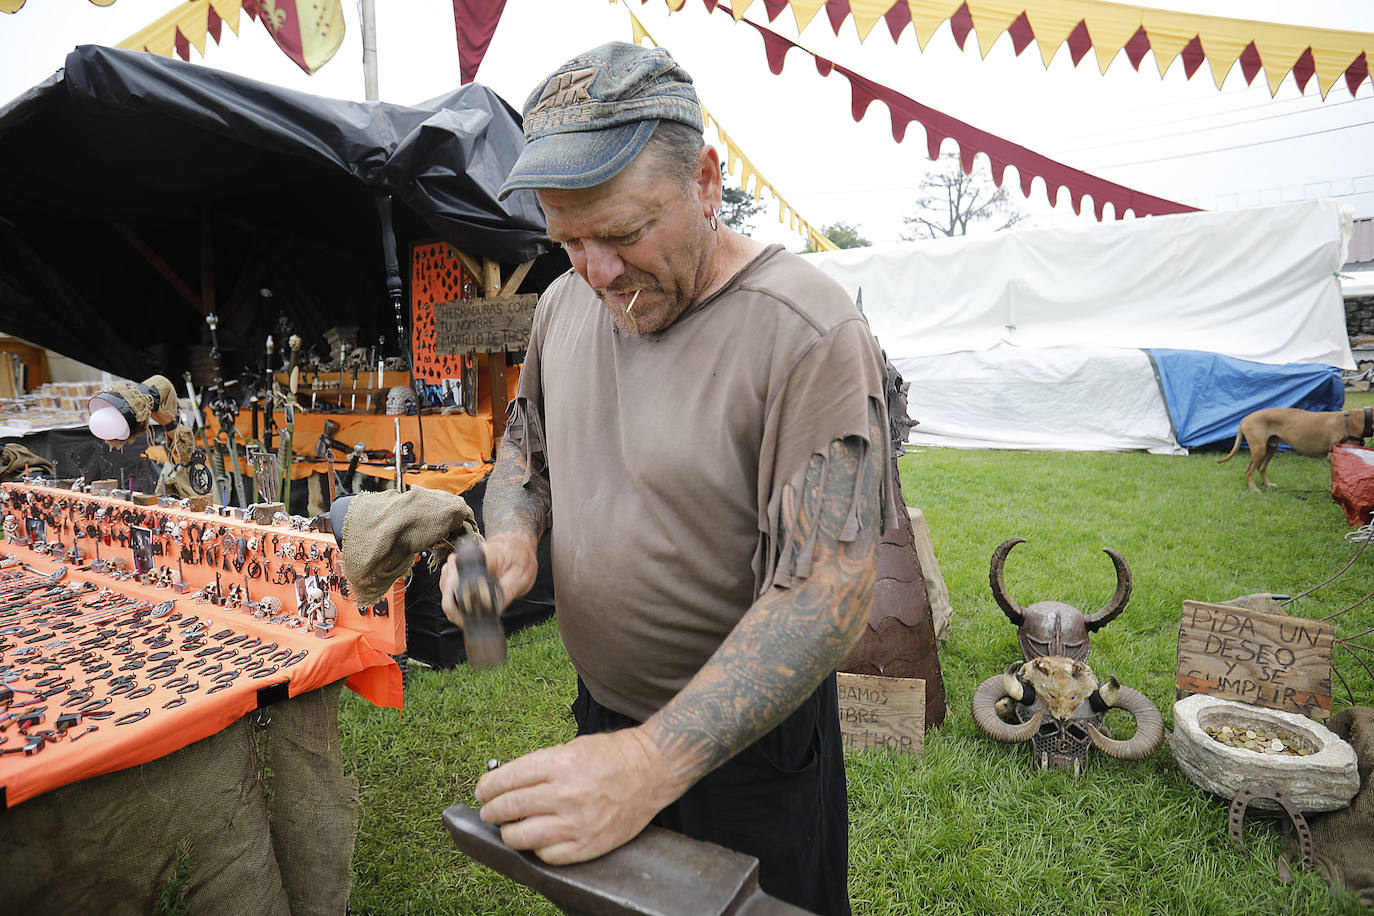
[1348,295,1374,341]
[1347,295,1374,389]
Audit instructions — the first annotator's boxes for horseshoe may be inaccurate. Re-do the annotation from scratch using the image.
[1229,783,1314,874]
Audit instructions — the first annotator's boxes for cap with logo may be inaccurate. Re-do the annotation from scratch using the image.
[498,42,704,201]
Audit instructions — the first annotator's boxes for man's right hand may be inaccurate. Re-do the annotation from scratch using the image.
[439,531,539,627]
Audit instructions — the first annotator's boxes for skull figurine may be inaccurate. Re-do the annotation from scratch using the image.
[972,656,1164,774]
[385,385,418,416]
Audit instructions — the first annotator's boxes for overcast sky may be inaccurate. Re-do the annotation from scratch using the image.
[1,0,1371,248]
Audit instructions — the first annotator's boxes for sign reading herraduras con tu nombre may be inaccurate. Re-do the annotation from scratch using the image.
[1175,600,1335,718]
[836,672,924,757]
[433,294,539,355]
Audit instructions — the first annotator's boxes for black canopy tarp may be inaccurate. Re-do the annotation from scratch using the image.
[0,44,562,382]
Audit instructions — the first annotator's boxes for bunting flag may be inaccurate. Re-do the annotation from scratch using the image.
[117,0,345,75]
[1,0,115,12]
[452,0,509,84]
[253,0,346,75]
[696,3,1193,219]
[657,0,1373,100]
[626,6,838,250]
[117,0,246,62]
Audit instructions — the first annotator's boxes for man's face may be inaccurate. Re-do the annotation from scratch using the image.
[537,145,716,336]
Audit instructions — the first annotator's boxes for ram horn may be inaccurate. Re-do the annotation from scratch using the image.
[1085,685,1164,760]
[988,537,1028,626]
[1082,548,1132,632]
[971,673,1042,744]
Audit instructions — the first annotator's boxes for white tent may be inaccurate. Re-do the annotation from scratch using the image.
[803,200,1354,452]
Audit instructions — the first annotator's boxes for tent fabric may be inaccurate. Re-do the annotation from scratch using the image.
[1147,349,1344,449]
[806,200,1354,370]
[894,345,1181,453]
[805,201,1354,453]
[0,45,562,383]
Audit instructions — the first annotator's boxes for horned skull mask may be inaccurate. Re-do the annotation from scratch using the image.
[989,537,1132,661]
[972,656,1164,774]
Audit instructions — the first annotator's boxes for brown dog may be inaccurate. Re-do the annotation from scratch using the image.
[1218,406,1372,491]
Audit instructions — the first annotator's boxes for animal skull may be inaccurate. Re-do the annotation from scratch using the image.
[988,537,1132,661]
[386,385,418,416]
[971,655,1164,774]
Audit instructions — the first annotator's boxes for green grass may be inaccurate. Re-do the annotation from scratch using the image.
[341,417,1374,915]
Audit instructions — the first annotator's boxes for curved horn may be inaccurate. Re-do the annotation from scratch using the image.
[1085,686,1164,761]
[972,674,1043,744]
[988,537,1028,626]
[1082,548,1132,632]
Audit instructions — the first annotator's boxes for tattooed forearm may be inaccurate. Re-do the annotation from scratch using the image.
[484,435,552,543]
[643,401,886,791]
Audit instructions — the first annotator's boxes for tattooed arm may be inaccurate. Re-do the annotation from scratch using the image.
[475,401,885,864]
[439,434,551,626]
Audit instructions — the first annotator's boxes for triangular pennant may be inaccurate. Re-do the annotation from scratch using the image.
[965,2,1012,59]
[1122,26,1149,70]
[1065,20,1092,66]
[825,0,851,36]
[1080,8,1141,74]
[908,0,955,51]
[850,0,892,42]
[1237,41,1262,86]
[883,0,910,42]
[788,0,826,32]
[1026,2,1081,68]
[1201,31,1253,89]
[1146,23,1194,79]
[948,3,972,50]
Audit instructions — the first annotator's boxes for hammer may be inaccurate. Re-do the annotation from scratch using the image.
[449,537,506,668]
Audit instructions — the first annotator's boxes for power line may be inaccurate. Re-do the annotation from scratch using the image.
[1082,118,1374,169]
[1049,94,1374,155]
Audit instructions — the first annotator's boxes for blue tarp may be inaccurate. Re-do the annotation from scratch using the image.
[1147,349,1344,448]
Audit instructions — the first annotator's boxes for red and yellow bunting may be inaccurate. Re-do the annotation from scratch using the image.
[115,0,344,75]
[655,0,1373,99]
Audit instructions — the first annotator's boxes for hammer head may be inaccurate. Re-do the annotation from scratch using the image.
[449,537,506,669]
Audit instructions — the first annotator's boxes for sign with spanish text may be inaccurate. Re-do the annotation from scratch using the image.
[433,294,539,356]
[836,673,924,757]
[1175,600,1334,718]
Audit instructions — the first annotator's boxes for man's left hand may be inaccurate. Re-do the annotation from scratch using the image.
[474,727,681,865]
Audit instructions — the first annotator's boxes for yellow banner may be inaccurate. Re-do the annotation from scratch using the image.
[656,0,1373,99]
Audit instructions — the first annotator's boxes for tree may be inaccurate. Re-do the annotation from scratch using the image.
[901,152,1026,240]
[807,221,870,252]
[719,165,764,233]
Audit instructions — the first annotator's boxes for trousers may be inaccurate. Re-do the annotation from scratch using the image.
[572,673,851,916]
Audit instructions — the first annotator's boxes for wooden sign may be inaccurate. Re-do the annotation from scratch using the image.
[1175,600,1334,718]
[836,673,924,757]
[433,294,539,355]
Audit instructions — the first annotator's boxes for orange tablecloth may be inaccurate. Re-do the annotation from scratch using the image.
[0,482,405,807]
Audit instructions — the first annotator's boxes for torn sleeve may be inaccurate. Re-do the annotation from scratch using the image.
[755,320,898,593]
[504,292,551,488]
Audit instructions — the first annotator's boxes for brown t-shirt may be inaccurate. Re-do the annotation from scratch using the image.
[507,244,895,721]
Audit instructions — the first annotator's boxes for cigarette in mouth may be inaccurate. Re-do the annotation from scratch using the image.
[626,289,640,316]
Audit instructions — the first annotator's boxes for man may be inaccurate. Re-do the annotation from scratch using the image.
[440,41,895,914]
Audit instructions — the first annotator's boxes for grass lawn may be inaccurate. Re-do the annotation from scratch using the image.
[340,398,1374,915]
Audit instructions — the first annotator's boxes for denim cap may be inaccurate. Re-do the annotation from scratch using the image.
[497,42,704,201]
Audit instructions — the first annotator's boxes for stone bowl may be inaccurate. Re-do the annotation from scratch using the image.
[1170,694,1359,813]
